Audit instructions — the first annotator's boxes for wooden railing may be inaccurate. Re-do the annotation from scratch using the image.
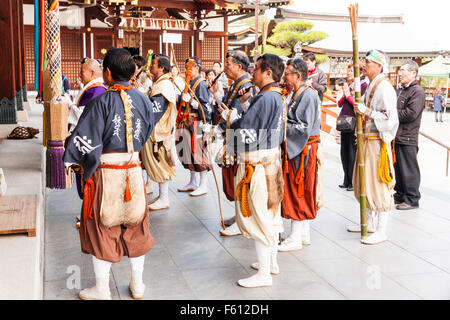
[419,131,450,177]
[321,93,338,134]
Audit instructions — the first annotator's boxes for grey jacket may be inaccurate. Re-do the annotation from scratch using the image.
[309,67,328,102]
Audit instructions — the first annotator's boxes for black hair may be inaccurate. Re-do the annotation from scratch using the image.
[204,69,216,77]
[226,50,250,72]
[213,61,222,68]
[186,56,202,71]
[133,55,147,68]
[303,52,316,62]
[256,53,285,83]
[152,53,171,74]
[103,47,136,81]
[287,58,308,81]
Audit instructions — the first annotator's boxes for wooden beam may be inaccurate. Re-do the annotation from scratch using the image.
[0,0,16,101]
[224,14,228,57]
[19,0,26,91]
[193,10,201,58]
[138,0,197,10]
[12,0,23,94]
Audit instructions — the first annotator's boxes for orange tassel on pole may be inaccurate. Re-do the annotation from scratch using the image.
[124,170,132,202]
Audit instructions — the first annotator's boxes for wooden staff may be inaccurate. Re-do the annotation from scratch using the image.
[182,78,226,230]
[349,3,367,240]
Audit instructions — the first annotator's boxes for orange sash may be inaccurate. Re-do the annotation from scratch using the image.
[294,135,320,198]
[82,162,141,237]
[235,162,262,218]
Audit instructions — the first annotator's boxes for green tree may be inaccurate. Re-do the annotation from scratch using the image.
[266,20,328,62]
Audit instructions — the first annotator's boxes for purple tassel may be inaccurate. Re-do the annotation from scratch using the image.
[48,140,66,189]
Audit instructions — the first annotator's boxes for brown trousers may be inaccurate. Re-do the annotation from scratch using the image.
[79,168,155,263]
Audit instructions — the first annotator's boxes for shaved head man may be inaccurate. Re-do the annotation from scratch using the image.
[68,58,107,207]
[80,59,103,86]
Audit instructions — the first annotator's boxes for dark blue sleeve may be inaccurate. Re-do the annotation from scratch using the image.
[63,98,105,180]
[149,94,169,124]
[195,82,212,123]
[230,95,271,153]
[218,82,253,132]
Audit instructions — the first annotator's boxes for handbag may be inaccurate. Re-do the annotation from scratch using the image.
[336,114,356,132]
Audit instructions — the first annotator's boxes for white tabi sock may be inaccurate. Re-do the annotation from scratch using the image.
[361,211,389,245]
[144,170,153,194]
[129,255,146,299]
[178,171,199,192]
[278,220,303,251]
[159,181,170,202]
[130,255,145,273]
[190,171,208,196]
[79,256,112,300]
[191,171,199,185]
[289,220,303,242]
[250,243,280,275]
[347,209,376,233]
[301,220,311,245]
[270,243,280,274]
[92,256,112,278]
[149,182,171,210]
[238,240,272,288]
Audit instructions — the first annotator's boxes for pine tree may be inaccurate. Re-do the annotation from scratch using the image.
[266,20,328,62]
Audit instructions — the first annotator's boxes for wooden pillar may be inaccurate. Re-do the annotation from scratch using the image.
[0,0,17,124]
[112,6,123,48]
[224,15,228,59]
[193,10,201,58]
[114,26,124,48]
[19,0,27,102]
[12,0,24,111]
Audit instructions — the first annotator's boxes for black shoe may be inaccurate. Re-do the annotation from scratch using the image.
[396,203,419,210]
[339,184,348,189]
[347,186,354,191]
[394,199,402,205]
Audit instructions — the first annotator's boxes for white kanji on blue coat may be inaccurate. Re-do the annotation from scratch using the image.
[240,129,257,144]
[73,135,101,155]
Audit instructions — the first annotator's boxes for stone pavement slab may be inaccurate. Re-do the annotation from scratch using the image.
[0,100,45,300]
[42,109,450,300]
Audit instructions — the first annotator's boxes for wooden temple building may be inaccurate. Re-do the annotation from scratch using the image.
[0,0,291,128]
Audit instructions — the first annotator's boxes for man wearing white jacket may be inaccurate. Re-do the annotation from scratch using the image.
[347,49,399,245]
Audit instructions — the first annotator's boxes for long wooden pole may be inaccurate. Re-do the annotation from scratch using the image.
[254,0,259,62]
[349,3,367,240]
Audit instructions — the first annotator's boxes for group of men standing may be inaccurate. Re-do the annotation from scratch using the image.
[60,45,424,299]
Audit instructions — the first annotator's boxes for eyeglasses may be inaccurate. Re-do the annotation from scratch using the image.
[226,52,248,68]
[81,57,90,64]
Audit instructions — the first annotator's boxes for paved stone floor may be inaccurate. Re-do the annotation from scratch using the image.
[43,110,450,300]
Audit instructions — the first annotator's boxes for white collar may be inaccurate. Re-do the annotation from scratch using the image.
[76,77,104,105]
